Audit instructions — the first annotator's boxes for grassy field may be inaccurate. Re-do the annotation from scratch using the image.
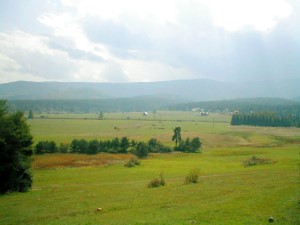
[0,112,299,224]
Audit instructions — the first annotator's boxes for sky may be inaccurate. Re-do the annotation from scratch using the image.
[0,0,299,83]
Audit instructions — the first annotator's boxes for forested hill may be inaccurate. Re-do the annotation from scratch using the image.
[1,78,300,101]
[7,97,300,115]
[7,97,183,113]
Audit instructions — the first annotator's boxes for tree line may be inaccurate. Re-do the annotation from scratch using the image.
[170,98,300,116]
[7,97,175,113]
[34,132,202,157]
[231,112,300,127]
[35,137,171,157]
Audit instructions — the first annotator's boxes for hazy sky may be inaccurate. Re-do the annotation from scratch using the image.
[0,0,299,83]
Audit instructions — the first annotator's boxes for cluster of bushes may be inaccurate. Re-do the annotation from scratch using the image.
[34,137,172,157]
[174,137,202,153]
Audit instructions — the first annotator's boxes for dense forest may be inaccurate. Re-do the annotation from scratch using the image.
[6,98,300,117]
[231,112,300,127]
[7,97,179,113]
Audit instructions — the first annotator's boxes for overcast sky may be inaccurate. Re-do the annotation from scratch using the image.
[0,0,299,83]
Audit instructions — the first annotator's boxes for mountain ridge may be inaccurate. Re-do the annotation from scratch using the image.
[1,79,300,101]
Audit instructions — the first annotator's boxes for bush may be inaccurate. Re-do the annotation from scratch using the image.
[87,139,99,154]
[134,142,149,158]
[147,173,165,188]
[242,156,277,167]
[58,143,69,153]
[70,139,88,153]
[175,137,202,153]
[124,158,141,167]
[185,169,200,184]
[147,138,172,153]
[34,141,57,154]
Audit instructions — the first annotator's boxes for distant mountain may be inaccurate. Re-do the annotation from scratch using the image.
[1,79,300,101]
[8,97,184,113]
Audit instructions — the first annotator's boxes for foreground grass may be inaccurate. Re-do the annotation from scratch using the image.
[1,114,299,224]
[1,145,299,225]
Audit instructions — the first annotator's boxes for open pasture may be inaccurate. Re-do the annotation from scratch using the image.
[1,112,299,224]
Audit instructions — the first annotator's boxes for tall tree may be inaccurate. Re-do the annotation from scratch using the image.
[28,110,34,119]
[0,100,33,194]
[98,112,104,120]
[172,127,182,147]
[120,137,130,153]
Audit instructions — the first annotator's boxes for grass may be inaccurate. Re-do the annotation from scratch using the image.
[1,112,300,224]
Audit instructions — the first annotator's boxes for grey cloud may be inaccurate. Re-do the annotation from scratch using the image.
[132,20,300,82]
[82,16,151,58]
[0,0,71,35]
[101,62,129,83]
[7,49,77,80]
[1,0,299,83]
[47,37,103,62]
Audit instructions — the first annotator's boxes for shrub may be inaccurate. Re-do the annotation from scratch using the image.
[124,158,141,167]
[185,169,200,184]
[242,156,277,167]
[147,178,162,188]
[147,138,173,153]
[147,173,165,188]
[70,139,88,153]
[134,142,149,158]
[175,137,202,153]
[87,139,99,154]
[34,141,57,154]
[58,143,69,153]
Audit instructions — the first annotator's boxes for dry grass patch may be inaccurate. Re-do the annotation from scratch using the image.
[32,153,133,169]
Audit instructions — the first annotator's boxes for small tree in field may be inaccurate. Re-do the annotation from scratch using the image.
[0,100,33,194]
[98,112,104,120]
[172,127,181,148]
[190,137,202,152]
[28,110,33,119]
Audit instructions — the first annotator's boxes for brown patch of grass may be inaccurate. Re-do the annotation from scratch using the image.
[32,153,133,169]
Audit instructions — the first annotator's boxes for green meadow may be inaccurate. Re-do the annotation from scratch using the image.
[0,112,299,224]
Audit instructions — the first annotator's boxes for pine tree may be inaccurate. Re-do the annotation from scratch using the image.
[0,100,33,194]
[28,110,33,119]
